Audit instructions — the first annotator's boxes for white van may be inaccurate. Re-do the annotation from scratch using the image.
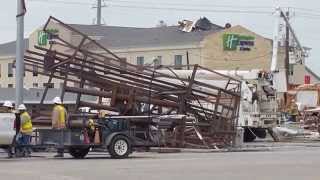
[0,113,16,148]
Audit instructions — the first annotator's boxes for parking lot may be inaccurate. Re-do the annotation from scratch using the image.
[1,142,320,180]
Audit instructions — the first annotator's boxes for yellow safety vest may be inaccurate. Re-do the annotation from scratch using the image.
[53,105,66,128]
[21,111,33,133]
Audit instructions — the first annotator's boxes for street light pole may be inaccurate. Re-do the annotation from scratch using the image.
[97,0,102,25]
[16,0,25,107]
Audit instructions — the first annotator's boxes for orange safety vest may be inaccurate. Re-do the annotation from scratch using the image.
[21,111,33,134]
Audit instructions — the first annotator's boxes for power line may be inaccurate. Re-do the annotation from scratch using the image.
[28,0,320,17]
[296,12,320,18]
[108,4,273,14]
[107,0,273,9]
[28,0,273,14]
[291,7,320,14]
[295,15,320,20]
[28,0,92,5]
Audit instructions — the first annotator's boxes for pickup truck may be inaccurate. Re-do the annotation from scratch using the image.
[0,113,16,151]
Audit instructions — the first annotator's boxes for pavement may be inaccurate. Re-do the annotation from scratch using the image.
[0,142,320,180]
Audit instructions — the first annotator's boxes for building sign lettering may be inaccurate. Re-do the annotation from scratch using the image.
[223,34,255,51]
[37,29,59,46]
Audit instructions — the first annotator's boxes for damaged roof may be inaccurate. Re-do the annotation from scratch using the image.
[70,22,224,49]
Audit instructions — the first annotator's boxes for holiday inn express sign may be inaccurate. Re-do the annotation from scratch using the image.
[37,29,59,46]
[223,33,255,51]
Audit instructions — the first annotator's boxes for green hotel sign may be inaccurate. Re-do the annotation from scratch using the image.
[37,29,59,46]
[223,34,255,51]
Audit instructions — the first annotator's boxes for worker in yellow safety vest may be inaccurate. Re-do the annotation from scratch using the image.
[51,97,67,158]
[18,104,33,157]
[288,99,299,122]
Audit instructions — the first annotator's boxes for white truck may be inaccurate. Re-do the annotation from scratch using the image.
[0,112,16,154]
[155,69,281,142]
[237,71,279,142]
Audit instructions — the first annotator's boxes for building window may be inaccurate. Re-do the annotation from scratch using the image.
[33,83,39,88]
[136,56,144,66]
[154,56,162,67]
[174,55,183,69]
[33,65,38,76]
[8,63,13,77]
[0,64,1,78]
[8,84,13,88]
[43,83,54,88]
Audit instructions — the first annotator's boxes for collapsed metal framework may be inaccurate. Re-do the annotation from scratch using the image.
[23,16,241,148]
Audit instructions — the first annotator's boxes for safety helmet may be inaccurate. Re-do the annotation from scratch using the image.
[53,97,62,104]
[3,101,13,108]
[18,104,27,110]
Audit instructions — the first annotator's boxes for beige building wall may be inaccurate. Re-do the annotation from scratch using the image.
[0,55,51,88]
[110,46,201,67]
[200,25,281,70]
[0,56,15,88]
[289,64,305,85]
[27,22,79,89]
[0,24,316,89]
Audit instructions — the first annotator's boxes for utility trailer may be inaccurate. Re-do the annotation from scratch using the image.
[34,115,182,159]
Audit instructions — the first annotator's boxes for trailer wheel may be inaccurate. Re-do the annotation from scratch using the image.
[243,128,256,142]
[108,135,131,159]
[69,147,90,159]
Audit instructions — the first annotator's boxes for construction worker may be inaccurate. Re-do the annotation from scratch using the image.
[18,104,33,157]
[288,99,299,122]
[52,97,67,157]
[87,119,95,143]
[2,101,14,113]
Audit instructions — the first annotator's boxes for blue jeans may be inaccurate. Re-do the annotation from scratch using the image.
[21,134,32,156]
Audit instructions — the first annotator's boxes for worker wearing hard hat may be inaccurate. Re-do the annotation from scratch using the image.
[18,104,33,157]
[2,101,14,113]
[51,97,67,157]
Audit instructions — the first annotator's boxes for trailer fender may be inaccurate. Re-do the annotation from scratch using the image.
[104,132,131,146]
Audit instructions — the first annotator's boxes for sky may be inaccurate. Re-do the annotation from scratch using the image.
[0,0,320,74]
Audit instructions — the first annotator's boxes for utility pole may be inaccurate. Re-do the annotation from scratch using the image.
[16,0,26,107]
[97,0,102,25]
[284,10,290,86]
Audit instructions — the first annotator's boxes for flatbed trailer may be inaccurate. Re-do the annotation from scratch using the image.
[33,115,160,159]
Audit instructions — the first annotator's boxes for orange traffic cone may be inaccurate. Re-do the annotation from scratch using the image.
[94,129,101,144]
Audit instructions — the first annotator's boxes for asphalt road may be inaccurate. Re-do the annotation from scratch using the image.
[0,144,320,180]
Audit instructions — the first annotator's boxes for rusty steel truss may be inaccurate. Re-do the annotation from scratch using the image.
[23,16,241,148]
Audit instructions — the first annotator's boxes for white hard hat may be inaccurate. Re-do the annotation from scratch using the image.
[18,104,27,110]
[3,101,13,108]
[53,97,62,104]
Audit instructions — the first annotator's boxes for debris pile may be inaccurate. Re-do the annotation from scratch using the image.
[22,17,241,148]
